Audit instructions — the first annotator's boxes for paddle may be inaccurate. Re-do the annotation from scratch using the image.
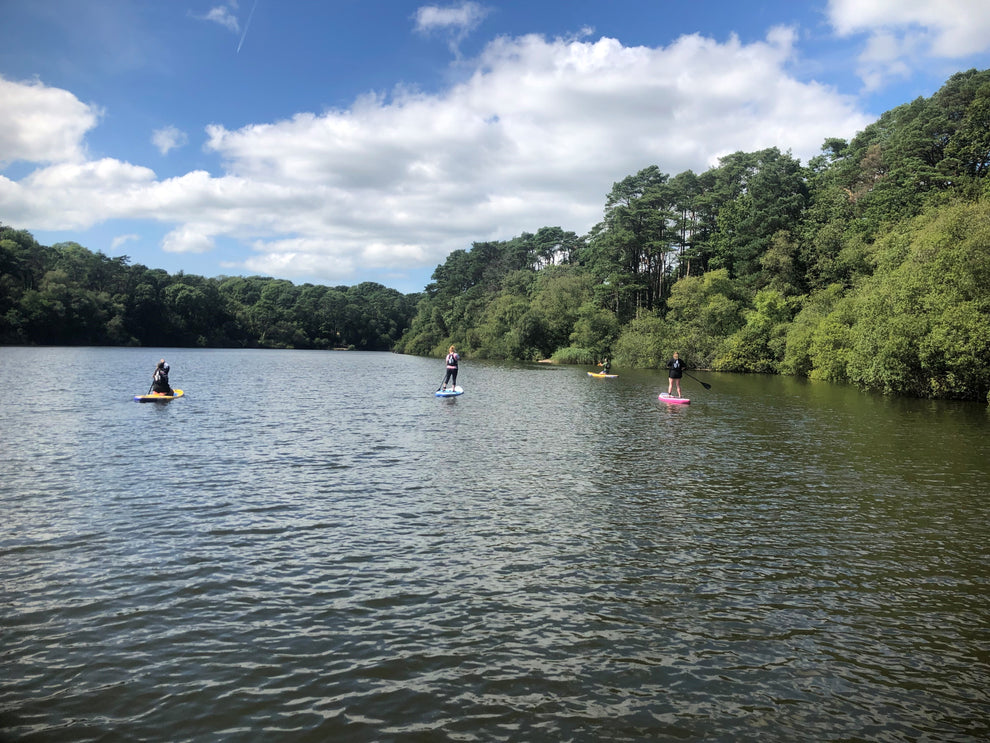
[437,374,458,392]
[436,367,452,391]
[685,371,711,390]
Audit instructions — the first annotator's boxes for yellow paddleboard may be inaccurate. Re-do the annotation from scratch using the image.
[134,389,184,402]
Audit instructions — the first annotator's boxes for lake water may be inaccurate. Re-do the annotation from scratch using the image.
[1,347,988,742]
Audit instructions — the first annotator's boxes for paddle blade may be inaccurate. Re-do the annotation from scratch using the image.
[685,372,711,390]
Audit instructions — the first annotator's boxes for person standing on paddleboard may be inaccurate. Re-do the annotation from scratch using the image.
[151,359,174,395]
[441,345,459,391]
[666,352,686,397]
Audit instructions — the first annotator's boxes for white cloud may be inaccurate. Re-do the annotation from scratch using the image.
[151,125,188,155]
[0,31,872,285]
[199,3,240,34]
[415,2,488,33]
[0,75,100,166]
[828,0,990,89]
[2,158,157,228]
[415,2,489,56]
[242,240,357,283]
[111,233,140,250]
[162,225,215,254]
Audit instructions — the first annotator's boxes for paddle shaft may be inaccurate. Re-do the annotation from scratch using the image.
[684,371,711,389]
[437,371,453,391]
[438,371,460,391]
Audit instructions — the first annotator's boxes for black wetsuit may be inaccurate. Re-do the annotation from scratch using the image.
[442,353,459,388]
[152,367,173,395]
[667,357,686,379]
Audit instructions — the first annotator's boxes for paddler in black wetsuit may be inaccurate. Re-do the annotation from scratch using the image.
[440,345,459,391]
[151,359,174,395]
[666,351,686,397]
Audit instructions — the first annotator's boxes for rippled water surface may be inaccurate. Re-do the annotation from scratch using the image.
[2,347,988,742]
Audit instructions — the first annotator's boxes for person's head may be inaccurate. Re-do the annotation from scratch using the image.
[448,345,456,354]
[157,359,165,369]
[673,351,679,359]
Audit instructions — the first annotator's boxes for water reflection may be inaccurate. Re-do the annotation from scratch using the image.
[0,348,987,742]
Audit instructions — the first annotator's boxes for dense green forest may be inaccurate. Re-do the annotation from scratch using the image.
[0,231,419,350]
[397,69,990,402]
[3,69,989,401]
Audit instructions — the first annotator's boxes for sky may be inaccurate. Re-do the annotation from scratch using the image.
[2,1,989,294]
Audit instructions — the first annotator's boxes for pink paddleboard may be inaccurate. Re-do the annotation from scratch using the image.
[658,393,690,405]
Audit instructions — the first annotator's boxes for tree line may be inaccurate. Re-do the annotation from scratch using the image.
[396,68,990,402]
[0,232,419,350]
[3,69,989,401]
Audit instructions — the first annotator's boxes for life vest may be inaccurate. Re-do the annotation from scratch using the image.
[152,367,172,392]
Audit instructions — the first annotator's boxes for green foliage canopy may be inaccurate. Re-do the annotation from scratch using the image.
[0,229,418,351]
[395,69,990,401]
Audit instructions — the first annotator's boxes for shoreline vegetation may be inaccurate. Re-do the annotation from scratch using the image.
[3,69,989,402]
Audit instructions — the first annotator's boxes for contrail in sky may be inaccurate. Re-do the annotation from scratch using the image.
[237,0,259,53]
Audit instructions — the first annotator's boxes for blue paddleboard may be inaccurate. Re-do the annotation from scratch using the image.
[435,386,463,397]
